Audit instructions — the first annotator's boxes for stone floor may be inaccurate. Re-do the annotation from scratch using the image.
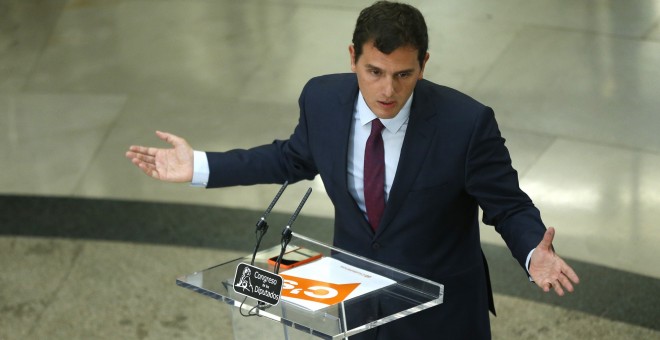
[1,0,659,339]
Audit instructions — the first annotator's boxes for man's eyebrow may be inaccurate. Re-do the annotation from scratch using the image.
[365,64,415,74]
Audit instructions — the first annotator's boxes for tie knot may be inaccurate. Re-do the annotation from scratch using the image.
[371,119,385,134]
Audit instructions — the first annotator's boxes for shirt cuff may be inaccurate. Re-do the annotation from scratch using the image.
[190,150,210,187]
[526,248,535,282]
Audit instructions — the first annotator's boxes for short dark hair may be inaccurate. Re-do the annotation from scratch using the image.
[352,1,429,67]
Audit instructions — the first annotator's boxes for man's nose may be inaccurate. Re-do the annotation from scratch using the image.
[383,77,396,97]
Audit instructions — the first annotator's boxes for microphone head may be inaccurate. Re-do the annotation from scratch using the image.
[255,217,268,233]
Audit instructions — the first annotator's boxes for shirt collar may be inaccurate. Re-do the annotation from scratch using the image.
[357,91,412,133]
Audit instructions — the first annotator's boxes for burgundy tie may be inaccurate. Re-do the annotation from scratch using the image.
[364,119,386,231]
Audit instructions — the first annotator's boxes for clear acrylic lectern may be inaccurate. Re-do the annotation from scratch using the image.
[176,232,443,339]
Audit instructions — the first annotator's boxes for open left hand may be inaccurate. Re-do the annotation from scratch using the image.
[529,227,580,296]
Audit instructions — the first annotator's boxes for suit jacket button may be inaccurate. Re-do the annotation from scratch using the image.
[372,243,381,250]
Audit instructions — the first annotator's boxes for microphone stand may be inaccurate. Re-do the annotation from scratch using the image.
[251,181,288,266]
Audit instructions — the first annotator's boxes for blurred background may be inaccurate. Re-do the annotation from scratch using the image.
[1,0,659,339]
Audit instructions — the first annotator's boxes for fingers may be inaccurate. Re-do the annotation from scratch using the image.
[557,272,574,294]
[155,130,170,142]
[156,130,184,147]
[538,259,580,296]
[127,131,189,158]
[551,280,564,296]
[128,154,158,178]
[547,272,573,296]
[541,280,552,293]
[542,280,555,294]
[562,262,580,285]
[541,278,564,296]
[125,145,160,179]
[126,148,156,164]
[126,145,157,161]
[538,227,556,251]
[549,273,575,296]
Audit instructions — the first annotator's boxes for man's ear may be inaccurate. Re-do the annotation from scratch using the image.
[349,44,357,72]
[418,52,430,79]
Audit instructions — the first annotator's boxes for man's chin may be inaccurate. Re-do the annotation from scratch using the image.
[374,109,400,119]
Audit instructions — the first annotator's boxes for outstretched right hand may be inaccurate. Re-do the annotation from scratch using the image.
[125,131,194,183]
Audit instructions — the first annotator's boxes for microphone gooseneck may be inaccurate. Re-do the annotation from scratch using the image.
[274,188,312,274]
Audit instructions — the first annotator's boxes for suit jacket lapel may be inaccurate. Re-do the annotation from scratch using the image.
[330,76,377,235]
[330,77,359,194]
[377,85,437,236]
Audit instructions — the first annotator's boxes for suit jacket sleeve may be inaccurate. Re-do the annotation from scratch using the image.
[465,107,546,269]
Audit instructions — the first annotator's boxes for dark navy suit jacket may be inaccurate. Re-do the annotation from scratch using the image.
[207,73,546,339]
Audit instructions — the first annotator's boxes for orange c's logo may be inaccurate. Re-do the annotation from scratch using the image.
[279,274,360,306]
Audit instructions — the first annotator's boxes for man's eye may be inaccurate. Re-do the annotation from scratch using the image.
[369,69,381,76]
[399,73,411,79]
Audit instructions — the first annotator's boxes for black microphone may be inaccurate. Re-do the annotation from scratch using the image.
[250,181,288,265]
[274,187,312,274]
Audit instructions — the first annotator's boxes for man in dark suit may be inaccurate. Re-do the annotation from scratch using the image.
[127,1,579,338]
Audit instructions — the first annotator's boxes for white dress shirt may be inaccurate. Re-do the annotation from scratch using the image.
[347,91,411,218]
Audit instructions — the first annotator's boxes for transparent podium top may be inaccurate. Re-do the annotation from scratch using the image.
[176,233,443,340]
